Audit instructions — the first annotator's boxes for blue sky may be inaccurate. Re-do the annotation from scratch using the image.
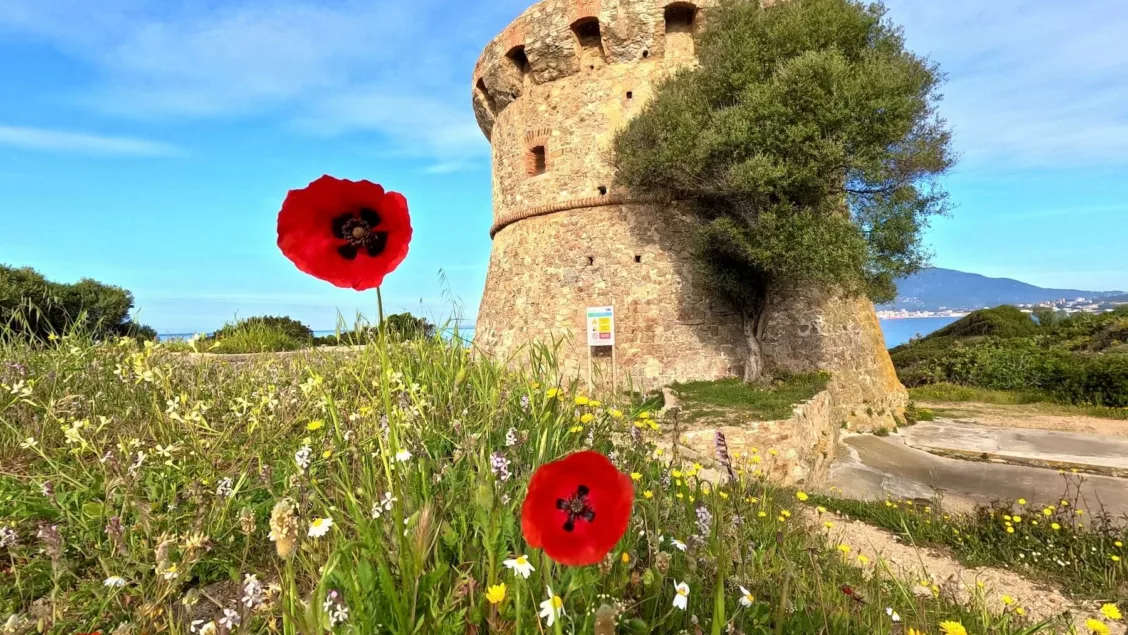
[1,0,1126,334]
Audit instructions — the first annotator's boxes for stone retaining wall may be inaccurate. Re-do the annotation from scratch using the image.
[672,389,838,487]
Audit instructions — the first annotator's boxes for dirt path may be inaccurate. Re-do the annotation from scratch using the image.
[803,508,1126,634]
[920,400,1128,438]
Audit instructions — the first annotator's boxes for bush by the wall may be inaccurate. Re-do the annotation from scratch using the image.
[210,316,313,344]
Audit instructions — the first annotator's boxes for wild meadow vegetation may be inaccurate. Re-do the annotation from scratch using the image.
[892,306,1128,411]
[4,330,1124,635]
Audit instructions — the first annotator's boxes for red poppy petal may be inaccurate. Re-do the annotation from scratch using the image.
[276,176,412,290]
[521,451,634,566]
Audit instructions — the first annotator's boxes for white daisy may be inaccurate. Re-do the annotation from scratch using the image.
[103,576,126,588]
[395,449,412,462]
[739,586,754,607]
[669,538,688,552]
[308,517,334,538]
[538,586,565,627]
[673,581,690,610]
[502,554,536,579]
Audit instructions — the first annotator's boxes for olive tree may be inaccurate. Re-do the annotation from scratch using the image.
[612,0,953,381]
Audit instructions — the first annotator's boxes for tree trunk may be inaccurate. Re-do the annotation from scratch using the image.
[743,315,764,383]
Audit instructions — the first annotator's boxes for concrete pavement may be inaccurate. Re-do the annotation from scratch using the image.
[824,432,1128,519]
[900,420,1128,477]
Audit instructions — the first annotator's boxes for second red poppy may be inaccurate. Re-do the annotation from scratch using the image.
[521,450,634,566]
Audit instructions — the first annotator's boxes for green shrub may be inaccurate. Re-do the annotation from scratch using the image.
[210,325,305,354]
[928,305,1040,339]
[0,264,143,341]
[211,315,313,344]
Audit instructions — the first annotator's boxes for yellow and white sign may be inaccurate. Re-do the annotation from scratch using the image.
[586,306,615,346]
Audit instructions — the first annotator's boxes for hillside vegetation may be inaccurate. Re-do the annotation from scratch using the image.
[892,305,1128,408]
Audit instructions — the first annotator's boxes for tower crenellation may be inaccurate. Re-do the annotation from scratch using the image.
[472,0,909,431]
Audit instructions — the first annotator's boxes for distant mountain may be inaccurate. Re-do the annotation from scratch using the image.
[879,268,1123,312]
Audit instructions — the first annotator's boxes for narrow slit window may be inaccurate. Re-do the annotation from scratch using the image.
[634,255,642,263]
[476,78,497,112]
[598,185,607,195]
[528,146,547,176]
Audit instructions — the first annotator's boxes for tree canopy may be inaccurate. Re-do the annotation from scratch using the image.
[612,0,953,379]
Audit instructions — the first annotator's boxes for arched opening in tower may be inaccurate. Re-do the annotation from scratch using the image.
[570,17,606,70]
[506,45,530,82]
[664,3,698,60]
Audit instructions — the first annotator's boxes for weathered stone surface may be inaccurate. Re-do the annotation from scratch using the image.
[673,390,838,486]
[471,0,906,430]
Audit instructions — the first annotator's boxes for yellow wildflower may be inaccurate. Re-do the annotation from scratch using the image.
[486,583,506,605]
[575,396,589,406]
[1116,541,1124,548]
[1112,555,1122,562]
[580,413,594,424]
[1043,508,1053,517]
[796,491,809,502]
[643,490,653,499]
[610,409,623,418]
[1001,595,1015,606]
[1052,523,1061,530]
[938,621,968,635]
[621,552,630,564]
[1086,618,1110,635]
[824,522,834,529]
[589,400,602,408]
[1100,603,1122,620]
[322,450,332,459]
[1016,607,1026,617]
[837,544,851,554]
[856,554,869,565]
[306,420,325,431]
[630,472,642,481]
[546,388,560,399]
[1017,498,1027,505]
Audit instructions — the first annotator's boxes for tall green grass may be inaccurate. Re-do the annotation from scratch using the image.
[0,329,1102,634]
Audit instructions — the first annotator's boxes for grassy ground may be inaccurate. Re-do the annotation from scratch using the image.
[670,373,829,422]
[0,334,1114,634]
[910,383,1128,421]
[812,486,1128,600]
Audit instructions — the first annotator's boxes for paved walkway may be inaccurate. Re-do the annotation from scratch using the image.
[824,432,1128,518]
[901,420,1128,477]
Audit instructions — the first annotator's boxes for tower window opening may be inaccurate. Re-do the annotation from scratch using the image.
[642,50,650,58]
[506,45,530,75]
[587,256,595,266]
[527,146,547,176]
[572,17,606,68]
[598,185,607,195]
[635,255,642,263]
[572,18,602,47]
[626,91,633,100]
[664,3,697,33]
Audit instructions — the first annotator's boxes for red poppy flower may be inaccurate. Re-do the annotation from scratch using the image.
[521,450,634,566]
[277,175,412,290]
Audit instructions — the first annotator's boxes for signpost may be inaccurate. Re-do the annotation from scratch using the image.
[585,306,615,392]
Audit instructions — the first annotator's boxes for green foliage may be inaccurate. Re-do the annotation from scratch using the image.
[927,305,1040,339]
[612,0,952,328]
[812,489,1128,599]
[0,264,153,341]
[671,373,828,420]
[0,332,1069,634]
[382,312,436,340]
[893,307,1128,408]
[211,315,314,344]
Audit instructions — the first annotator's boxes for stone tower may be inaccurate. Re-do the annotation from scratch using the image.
[472,0,907,429]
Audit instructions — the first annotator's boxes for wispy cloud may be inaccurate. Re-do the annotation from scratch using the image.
[0,125,183,156]
[0,0,523,165]
[884,0,1128,169]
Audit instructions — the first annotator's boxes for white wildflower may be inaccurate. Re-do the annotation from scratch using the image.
[538,586,565,627]
[308,517,333,538]
[103,576,127,588]
[502,555,536,579]
[673,581,690,610]
[739,586,754,607]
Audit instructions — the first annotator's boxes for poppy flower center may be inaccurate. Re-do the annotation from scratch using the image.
[331,208,388,260]
[555,484,595,532]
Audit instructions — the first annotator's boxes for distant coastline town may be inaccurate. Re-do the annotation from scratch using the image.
[877,295,1128,320]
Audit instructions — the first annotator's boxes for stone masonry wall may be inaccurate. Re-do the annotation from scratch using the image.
[675,390,838,487]
[472,0,907,428]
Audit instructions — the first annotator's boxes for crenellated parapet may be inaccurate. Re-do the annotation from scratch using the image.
[472,0,710,141]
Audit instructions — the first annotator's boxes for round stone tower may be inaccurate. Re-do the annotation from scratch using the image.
[472,0,907,428]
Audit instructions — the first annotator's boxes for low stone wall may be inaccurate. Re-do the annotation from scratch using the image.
[671,389,838,487]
